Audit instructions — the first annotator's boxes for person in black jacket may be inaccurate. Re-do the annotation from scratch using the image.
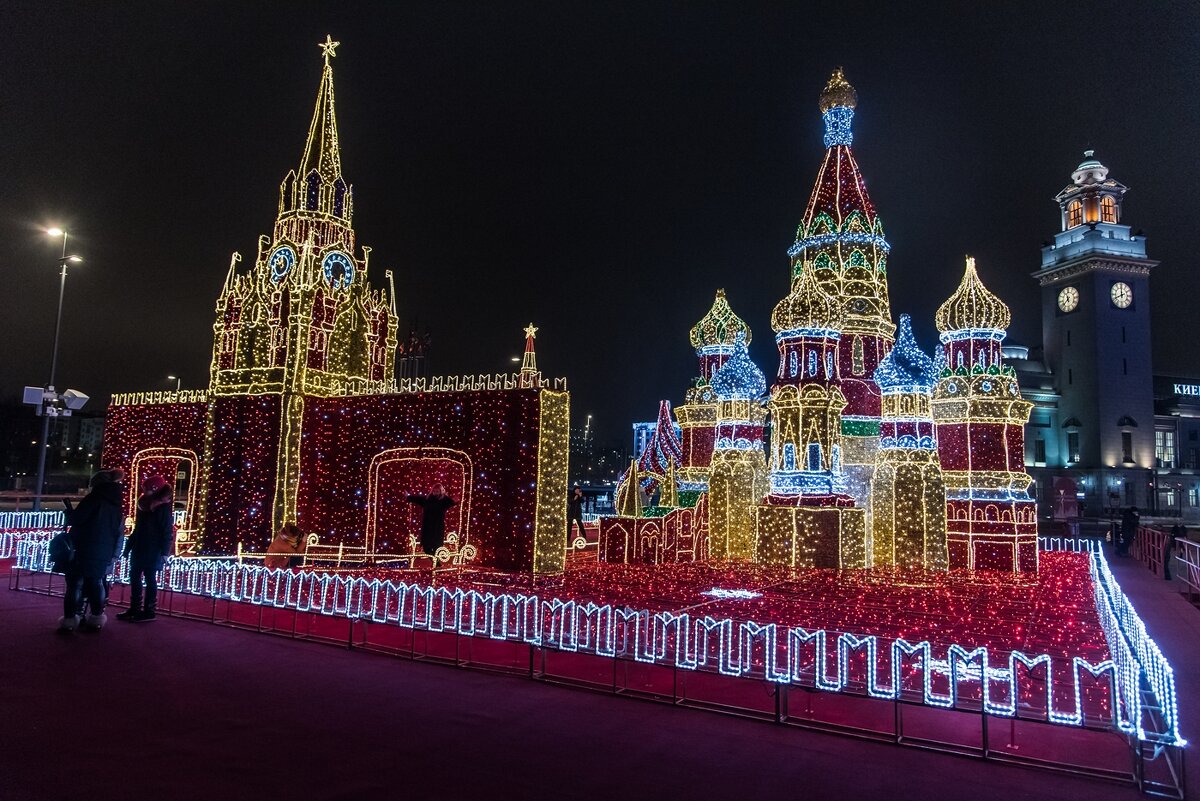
[60,469,126,633]
[406,484,455,557]
[118,475,175,622]
[567,486,586,544]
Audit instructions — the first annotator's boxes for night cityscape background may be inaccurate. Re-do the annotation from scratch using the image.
[1,2,1198,479]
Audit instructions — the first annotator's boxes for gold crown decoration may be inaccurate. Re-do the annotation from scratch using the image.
[818,67,858,114]
[771,266,844,332]
[689,289,752,349]
[935,257,1011,333]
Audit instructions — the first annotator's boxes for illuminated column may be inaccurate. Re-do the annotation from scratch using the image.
[870,315,947,570]
[678,289,750,487]
[755,267,866,568]
[707,336,768,560]
[931,258,1038,572]
[786,68,896,510]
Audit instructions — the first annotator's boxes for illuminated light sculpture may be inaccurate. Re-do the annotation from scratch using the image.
[618,399,683,501]
[518,323,540,388]
[755,267,866,569]
[707,335,768,561]
[787,68,896,509]
[931,258,1038,572]
[100,40,571,574]
[677,289,751,486]
[870,314,948,571]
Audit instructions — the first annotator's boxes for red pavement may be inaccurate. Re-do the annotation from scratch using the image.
[0,554,1180,801]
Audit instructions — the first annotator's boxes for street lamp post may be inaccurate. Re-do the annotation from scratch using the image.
[32,229,82,511]
[167,374,181,392]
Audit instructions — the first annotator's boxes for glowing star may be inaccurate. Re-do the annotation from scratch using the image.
[524,323,538,339]
[319,34,340,63]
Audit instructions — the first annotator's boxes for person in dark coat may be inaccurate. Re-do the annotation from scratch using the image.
[567,486,586,544]
[60,469,126,632]
[406,484,455,556]
[1118,506,1138,556]
[117,475,175,622]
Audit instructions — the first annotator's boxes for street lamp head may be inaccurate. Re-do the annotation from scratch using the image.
[62,255,82,264]
[167,374,178,380]
[46,228,64,237]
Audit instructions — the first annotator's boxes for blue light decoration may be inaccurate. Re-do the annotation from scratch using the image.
[873,314,939,452]
[710,334,767,403]
[269,244,297,283]
[7,533,1184,747]
[822,105,854,148]
[322,250,355,288]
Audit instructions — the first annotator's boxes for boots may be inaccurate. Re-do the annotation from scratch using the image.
[57,615,80,633]
[79,613,107,633]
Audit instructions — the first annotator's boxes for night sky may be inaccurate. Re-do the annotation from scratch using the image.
[2,2,1198,448]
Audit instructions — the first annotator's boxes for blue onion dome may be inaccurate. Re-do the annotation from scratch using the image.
[711,334,767,400]
[874,314,937,390]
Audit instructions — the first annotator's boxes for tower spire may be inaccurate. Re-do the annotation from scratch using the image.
[299,35,343,186]
[519,323,540,386]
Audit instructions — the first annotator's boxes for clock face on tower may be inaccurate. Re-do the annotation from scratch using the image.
[268,245,297,283]
[322,251,355,288]
[1111,281,1133,309]
[1058,286,1080,313]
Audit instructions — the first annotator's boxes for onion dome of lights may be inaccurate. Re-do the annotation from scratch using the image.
[818,66,858,115]
[771,266,843,333]
[689,289,751,349]
[711,334,767,401]
[873,314,937,390]
[935,257,1011,333]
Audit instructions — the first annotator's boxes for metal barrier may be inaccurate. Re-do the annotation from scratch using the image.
[1132,526,1169,579]
[1174,539,1200,602]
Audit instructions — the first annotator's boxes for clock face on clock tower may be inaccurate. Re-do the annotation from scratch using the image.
[1111,281,1133,309]
[1057,286,1080,313]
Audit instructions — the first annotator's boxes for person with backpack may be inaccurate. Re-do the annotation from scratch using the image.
[59,469,126,633]
[117,474,176,623]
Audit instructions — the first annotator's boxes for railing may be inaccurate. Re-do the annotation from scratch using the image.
[393,373,567,394]
[1174,539,1200,601]
[110,389,209,406]
[1132,526,1169,578]
[0,510,66,531]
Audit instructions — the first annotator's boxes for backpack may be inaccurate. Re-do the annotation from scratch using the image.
[48,531,76,574]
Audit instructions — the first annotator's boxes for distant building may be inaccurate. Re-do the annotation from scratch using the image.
[1013,151,1198,520]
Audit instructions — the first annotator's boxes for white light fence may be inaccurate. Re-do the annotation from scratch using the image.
[7,533,1181,745]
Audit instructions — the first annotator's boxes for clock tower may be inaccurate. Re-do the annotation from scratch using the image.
[1035,151,1157,507]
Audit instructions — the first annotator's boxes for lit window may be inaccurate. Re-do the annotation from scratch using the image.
[1068,431,1080,463]
[1101,195,1117,223]
[1067,200,1083,228]
[1156,430,1176,469]
[807,351,817,376]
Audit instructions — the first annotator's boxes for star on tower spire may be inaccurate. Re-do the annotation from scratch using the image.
[319,34,340,64]
[519,323,540,386]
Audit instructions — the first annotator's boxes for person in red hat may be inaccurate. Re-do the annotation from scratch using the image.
[118,474,176,622]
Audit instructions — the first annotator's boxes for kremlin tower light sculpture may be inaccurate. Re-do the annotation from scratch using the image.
[931,258,1038,572]
[871,314,948,570]
[707,335,769,560]
[788,68,895,509]
[677,290,751,487]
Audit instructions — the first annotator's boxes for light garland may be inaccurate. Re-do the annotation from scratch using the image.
[13,535,1182,746]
